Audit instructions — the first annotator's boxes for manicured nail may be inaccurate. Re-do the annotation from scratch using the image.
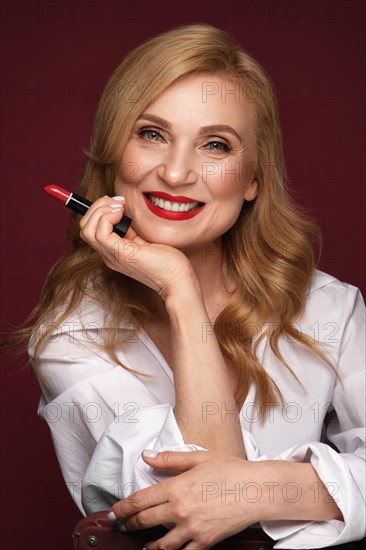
[107,511,117,522]
[110,204,123,209]
[112,196,125,201]
[118,523,127,532]
[143,449,158,459]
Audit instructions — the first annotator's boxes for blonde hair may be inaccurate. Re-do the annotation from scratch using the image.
[9,24,334,417]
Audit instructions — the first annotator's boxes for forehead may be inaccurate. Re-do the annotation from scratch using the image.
[143,73,255,137]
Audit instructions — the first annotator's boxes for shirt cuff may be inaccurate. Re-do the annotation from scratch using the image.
[260,442,365,548]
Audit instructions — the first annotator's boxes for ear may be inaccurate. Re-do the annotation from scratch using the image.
[243,178,258,202]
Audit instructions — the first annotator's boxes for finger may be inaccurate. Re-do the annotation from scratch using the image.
[92,210,143,269]
[183,541,211,550]
[144,527,191,550]
[123,502,172,531]
[79,196,125,228]
[94,204,126,242]
[80,200,126,245]
[80,210,123,257]
[141,450,212,473]
[111,482,169,520]
[122,226,147,246]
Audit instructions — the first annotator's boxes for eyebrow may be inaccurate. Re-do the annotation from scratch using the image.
[136,114,170,128]
[136,114,243,142]
[199,125,242,142]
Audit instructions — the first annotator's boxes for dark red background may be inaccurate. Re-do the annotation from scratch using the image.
[1,1,365,548]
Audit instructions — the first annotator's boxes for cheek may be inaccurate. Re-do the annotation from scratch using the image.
[118,160,140,185]
[118,144,140,186]
[118,143,157,186]
[210,162,247,200]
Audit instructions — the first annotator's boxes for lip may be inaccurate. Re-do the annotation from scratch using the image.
[145,191,200,204]
[143,194,206,220]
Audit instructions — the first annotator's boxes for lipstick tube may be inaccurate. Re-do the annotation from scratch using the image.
[44,185,132,238]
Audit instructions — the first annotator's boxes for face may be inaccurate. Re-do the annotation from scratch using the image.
[116,73,258,252]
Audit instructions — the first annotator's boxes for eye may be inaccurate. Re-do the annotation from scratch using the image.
[138,128,164,141]
[204,140,231,153]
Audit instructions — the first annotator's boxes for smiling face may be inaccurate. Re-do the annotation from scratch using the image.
[115,73,258,252]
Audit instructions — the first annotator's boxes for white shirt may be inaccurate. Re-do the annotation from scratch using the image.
[29,269,366,548]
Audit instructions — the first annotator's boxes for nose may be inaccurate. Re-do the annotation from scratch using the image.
[156,143,198,187]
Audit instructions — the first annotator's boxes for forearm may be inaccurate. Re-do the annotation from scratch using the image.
[165,281,245,457]
[252,460,343,522]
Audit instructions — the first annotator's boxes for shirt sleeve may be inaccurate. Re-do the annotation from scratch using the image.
[29,318,206,515]
[80,403,260,514]
[260,288,366,548]
[81,403,207,514]
[29,322,147,514]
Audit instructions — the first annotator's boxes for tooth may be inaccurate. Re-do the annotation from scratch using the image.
[148,194,201,212]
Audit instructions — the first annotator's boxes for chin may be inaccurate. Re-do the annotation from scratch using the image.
[137,224,183,244]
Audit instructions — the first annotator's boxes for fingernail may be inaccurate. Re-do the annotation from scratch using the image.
[112,196,125,201]
[110,204,123,209]
[107,511,117,522]
[118,523,127,532]
[143,449,158,459]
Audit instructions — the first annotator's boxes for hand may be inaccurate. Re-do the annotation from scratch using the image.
[110,450,257,550]
[79,196,198,299]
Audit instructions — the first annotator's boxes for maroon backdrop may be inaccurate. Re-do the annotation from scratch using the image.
[1,1,365,548]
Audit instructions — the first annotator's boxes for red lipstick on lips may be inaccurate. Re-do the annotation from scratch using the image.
[44,184,132,238]
[143,191,205,220]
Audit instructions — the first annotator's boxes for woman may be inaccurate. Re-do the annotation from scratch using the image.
[25,24,364,549]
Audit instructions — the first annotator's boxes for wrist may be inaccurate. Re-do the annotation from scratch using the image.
[163,274,204,315]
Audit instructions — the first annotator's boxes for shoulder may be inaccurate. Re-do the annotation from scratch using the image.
[28,285,138,403]
[308,269,363,307]
[42,282,134,332]
[303,269,365,332]
[28,284,135,357]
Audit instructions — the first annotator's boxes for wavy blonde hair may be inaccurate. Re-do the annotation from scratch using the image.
[10,24,334,417]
